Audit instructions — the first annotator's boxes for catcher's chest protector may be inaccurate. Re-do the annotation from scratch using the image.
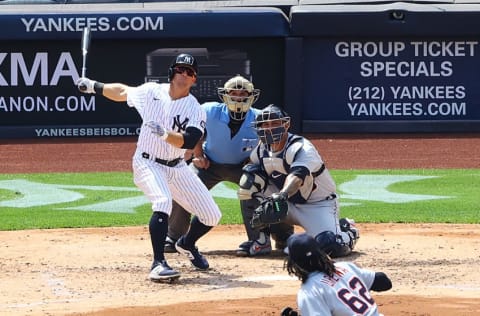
[257,136,315,203]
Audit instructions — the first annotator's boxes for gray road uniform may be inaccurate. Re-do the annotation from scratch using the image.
[253,134,340,231]
[239,105,358,257]
[285,233,392,316]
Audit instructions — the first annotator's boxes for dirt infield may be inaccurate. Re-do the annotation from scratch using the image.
[1,134,480,316]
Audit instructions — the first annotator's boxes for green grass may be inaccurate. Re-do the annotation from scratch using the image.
[0,169,479,230]
[333,169,480,223]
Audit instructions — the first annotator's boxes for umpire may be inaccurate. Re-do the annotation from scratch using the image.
[165,75,294,256]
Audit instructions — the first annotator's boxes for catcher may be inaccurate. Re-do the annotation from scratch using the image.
[238,104,359,257]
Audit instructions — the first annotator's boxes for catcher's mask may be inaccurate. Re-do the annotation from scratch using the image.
[254,104,290,145]
[168,53,198,81]
[217,75,260,121]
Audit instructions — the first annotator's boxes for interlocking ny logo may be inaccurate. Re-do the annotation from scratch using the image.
[172,115,189,132]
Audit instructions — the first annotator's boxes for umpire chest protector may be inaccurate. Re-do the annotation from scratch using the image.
[252,134,318,204]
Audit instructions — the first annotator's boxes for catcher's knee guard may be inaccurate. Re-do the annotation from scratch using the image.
[237,164,268,200]
[314,231,352,258]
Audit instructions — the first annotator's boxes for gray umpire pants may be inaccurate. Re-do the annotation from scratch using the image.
[168,160,293,245]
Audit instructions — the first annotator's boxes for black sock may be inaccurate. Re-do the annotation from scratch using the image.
[183,216,212,247]
[149,212,168,262]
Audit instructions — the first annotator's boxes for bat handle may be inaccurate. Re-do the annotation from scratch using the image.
[81,52,87,77]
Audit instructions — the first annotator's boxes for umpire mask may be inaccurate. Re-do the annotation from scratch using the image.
[218,75,260,121]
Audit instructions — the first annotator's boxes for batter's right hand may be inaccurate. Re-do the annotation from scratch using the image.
[76,77,96,94]
[192,156,210,169]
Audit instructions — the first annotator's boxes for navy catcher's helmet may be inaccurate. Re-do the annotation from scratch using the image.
[168,53,198,81]
[254,104,290,145]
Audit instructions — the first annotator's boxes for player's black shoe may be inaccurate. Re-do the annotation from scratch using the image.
[175,236,210,270]
[235,238,272,257]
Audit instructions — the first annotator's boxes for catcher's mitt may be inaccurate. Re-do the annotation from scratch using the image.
[250,192,288,229]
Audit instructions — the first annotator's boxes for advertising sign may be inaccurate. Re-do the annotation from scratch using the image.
[289,3,480,132]
[0,8,288,138]
[303,39,479,122]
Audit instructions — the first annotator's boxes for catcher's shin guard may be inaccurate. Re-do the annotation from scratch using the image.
[270,222,294,249]
[240,198,262,240]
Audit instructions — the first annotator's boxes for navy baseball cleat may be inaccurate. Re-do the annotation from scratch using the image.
[149,260,180,282]
[175,236,210,270]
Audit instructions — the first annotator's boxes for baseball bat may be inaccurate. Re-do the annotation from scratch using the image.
[81,27,91,78]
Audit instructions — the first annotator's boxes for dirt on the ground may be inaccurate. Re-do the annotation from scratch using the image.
[0,134,479,316]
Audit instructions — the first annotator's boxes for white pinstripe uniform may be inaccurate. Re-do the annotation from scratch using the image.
[128,82,221,226]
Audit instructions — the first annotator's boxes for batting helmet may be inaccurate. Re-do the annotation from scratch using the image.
[253,104,290,145]
[168,53,198,81]
[286,233,336,282]
[217,75,260,121]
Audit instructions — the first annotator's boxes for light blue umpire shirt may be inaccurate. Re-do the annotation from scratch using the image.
[201,102,260,164]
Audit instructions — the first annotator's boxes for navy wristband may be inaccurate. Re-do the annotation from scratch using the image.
[94,81,104,95]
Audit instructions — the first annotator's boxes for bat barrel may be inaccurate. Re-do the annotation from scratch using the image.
[80,27,91,78]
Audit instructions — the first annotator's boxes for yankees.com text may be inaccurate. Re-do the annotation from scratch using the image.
[0,96,94,112]
[347,101,466,117]
[21,16,163,33]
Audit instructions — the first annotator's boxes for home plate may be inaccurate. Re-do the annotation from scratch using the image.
[240,275,298,282]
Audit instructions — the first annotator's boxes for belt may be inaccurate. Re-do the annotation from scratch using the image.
[141,152,182,167]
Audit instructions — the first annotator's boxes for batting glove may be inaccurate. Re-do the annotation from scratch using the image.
[76,77,96,94]
[145,121,168,140]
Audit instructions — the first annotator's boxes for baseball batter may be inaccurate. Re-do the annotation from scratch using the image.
[238,104,359,257]
[284,233,392,316]
[76,53,221,282]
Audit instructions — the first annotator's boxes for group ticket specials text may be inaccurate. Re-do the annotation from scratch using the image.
[334,41,478,118]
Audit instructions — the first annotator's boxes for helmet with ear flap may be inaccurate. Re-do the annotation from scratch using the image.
[168,53,198,81]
